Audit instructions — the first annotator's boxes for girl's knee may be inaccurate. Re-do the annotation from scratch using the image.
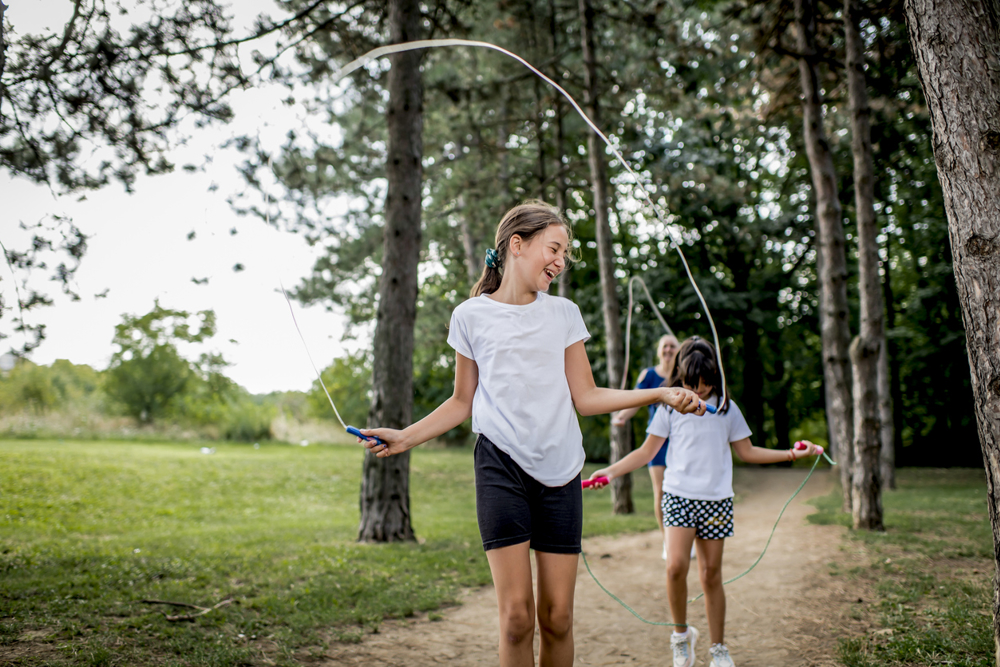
[666,559,690,582]
[699,561,723,588]
[499,600,535,644]
[537,604,573,640]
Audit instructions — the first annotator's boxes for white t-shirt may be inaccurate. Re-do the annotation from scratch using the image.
[647,397,752,501]
[447,292,590,487]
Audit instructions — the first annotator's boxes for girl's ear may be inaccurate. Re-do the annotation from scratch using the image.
[509,234,522,257]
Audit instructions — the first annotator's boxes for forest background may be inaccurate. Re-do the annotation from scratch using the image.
[0,0,980,470]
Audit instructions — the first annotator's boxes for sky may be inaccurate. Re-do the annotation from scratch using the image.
[2,0,364,395]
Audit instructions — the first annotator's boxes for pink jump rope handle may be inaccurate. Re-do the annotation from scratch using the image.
[794,441,824,456]
[582,476,609,489]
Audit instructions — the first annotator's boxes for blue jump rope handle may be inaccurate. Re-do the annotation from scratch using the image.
[347,426,385,448]
[704,403,717,414]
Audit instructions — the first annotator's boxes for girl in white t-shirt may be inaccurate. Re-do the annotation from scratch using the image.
[587,337,821,667]
[358,201,705,667]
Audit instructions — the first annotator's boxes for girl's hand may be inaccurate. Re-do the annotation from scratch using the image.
[586,469,612,489]
[793,440,821,459]
[610,411,627,427]
[357,428,410,458]
[661,387,707,415]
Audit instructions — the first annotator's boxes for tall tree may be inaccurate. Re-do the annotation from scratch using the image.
[358,0,423,543]
[903,0,1000,658]
[845,0,885,530]
[794,0,854,509]
[579,0,631,514]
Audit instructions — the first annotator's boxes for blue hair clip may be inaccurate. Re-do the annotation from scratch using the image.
[485,248,499,268]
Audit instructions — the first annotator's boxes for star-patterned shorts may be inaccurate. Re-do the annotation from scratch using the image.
[661,493,735,540]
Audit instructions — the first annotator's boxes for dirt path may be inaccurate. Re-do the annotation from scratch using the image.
[321,468,850,666]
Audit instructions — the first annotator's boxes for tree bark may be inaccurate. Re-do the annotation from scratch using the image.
[794,0,854,511]
[845,0,885,530]
[904,0,1000,658]
[882,228,905,478]
[877,337,895,489]
[548,0,572,301]
[0,2,9,86]
[580,0,631,514]
[358,0,422,543]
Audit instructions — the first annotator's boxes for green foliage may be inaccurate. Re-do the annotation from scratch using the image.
[0,439,659,664]
[307,350,371,427]
[808,469,992,666]
[103,301,221,423]
[0,358,101,414]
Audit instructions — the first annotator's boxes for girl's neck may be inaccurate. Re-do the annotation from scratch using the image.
[488,274,539,306]
[655,362,673,378]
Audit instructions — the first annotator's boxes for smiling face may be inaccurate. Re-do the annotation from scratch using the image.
[508,224,569,292]
[657,335,680,369]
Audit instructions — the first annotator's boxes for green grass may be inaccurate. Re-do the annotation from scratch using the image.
[0,439,662,666]
[808,468,993,667]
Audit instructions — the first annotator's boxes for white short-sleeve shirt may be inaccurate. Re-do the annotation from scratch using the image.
[647,397,752,501]
[447,292,590,487]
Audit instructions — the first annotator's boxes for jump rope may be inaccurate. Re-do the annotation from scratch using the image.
[276,38,837,624]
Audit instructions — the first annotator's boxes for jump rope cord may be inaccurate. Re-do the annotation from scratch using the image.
[284,41,832,620]
[262,151,349,432]
[620,276,675,390]
[326,38,729,407]
[581,450,836,626]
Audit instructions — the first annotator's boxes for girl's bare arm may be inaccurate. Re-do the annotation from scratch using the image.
[360,352,478,457]
[586,433,667,486]
[731,438,821,464]
[564,341,703,416]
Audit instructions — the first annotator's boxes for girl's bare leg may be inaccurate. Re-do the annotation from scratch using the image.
[696,537,726,645]
[535,551,578,667]
[649,465,666,546]
[486,542,536,667]
[666,526,697,629]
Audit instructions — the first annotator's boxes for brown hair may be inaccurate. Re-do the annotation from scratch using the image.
[670,336,729,413]
[470,200,574,297]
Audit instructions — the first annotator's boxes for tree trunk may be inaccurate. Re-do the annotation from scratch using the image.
[0,2,8,84]
[882,228,905,476]
[903,0,1000,658]
[878,337,895,489]
[845,0,885,530]
[579,0,631,514]
[548,0,572,301]
[358,0,422,543]
[794,0,854,511]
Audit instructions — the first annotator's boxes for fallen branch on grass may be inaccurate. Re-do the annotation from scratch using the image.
[141,597,234,621]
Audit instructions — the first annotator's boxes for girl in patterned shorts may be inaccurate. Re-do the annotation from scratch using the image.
[587,337,821,667]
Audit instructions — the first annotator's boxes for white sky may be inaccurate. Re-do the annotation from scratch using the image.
[2,0,365,394]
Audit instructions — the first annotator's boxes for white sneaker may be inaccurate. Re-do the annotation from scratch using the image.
[671,626,699,667]
[709,643,735,667]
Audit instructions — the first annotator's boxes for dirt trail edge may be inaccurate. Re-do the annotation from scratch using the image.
[320,467,848,666]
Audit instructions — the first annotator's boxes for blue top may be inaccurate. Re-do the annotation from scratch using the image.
[636,367,666,425]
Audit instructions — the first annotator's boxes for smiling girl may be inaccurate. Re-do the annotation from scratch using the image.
[587,337,822,667]
[359,201,706,667]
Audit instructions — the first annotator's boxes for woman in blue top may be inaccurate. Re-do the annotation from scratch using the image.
[611,333,680,556]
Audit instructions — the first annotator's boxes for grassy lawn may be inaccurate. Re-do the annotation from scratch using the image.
[808,468,993,667]
[0,439,661,666]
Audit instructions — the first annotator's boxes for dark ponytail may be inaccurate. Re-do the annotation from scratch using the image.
[470,200,573,297]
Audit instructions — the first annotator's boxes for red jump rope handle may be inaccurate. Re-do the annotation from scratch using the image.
[582,476,609,489]
[794,441,824,456]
